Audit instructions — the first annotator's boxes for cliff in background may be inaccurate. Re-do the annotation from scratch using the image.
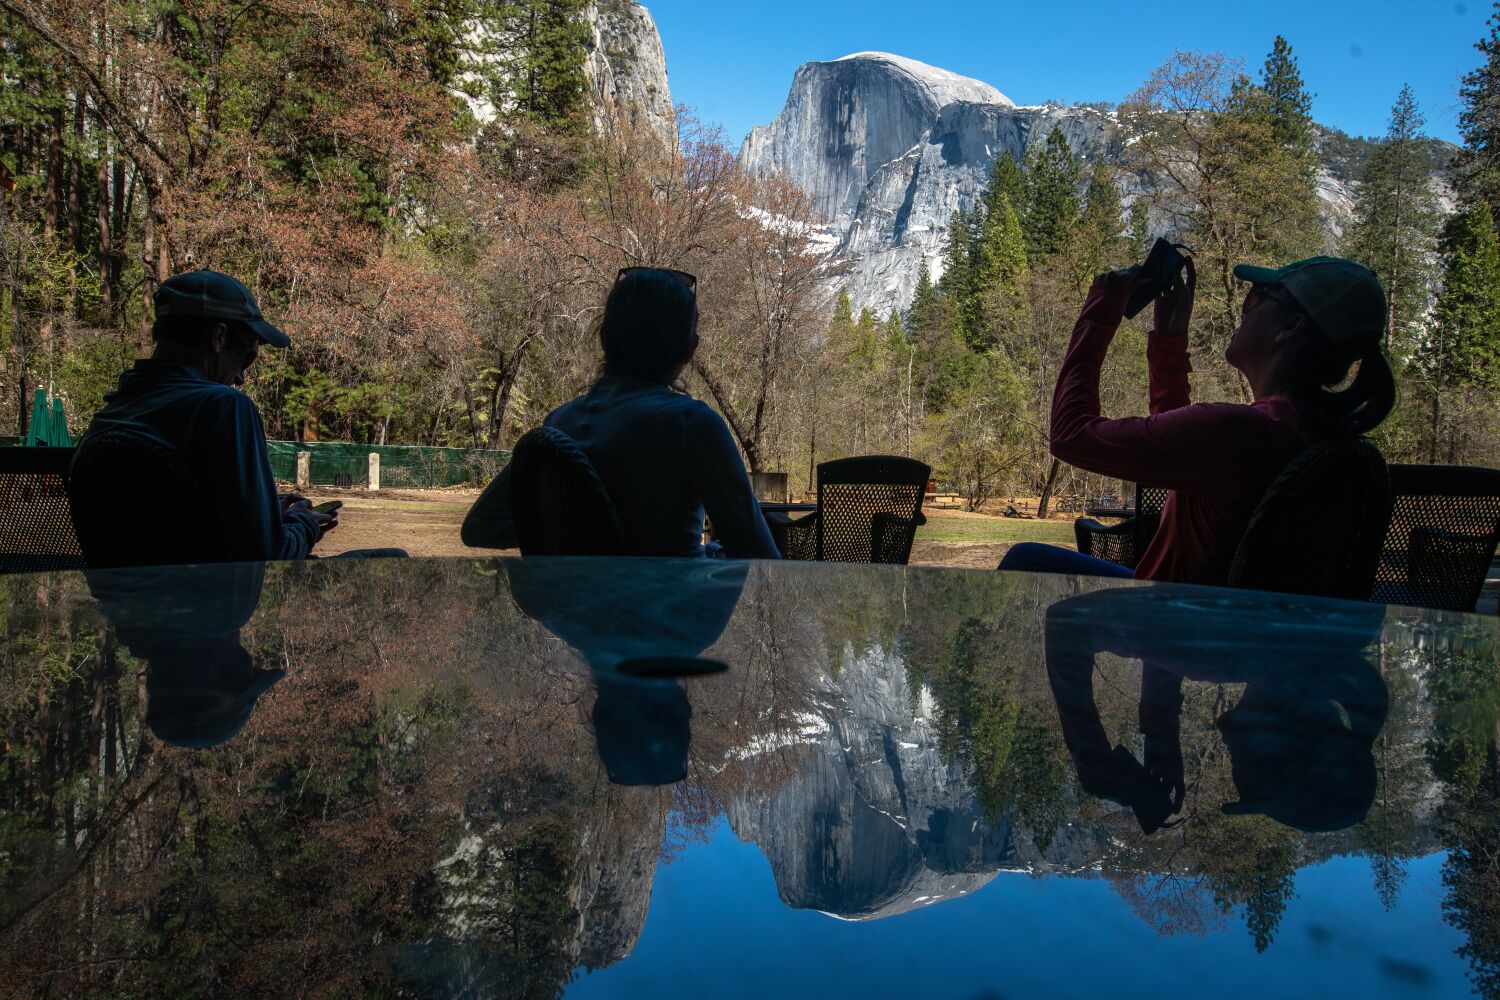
[741,52,1456,315]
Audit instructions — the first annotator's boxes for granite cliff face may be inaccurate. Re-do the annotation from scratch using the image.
[726,643,1105,920]
[460,2,675,149]
[741,52,1452,316]
[585,2,677,150]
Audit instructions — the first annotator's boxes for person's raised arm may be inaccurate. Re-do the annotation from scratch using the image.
[686,406,780,560]
[1049,264,1268,498]
[1148,260,1195,415]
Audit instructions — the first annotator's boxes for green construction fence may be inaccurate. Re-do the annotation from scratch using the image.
[267,441,510,489]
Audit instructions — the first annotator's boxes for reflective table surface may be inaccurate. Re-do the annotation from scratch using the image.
[1,557,1497,998]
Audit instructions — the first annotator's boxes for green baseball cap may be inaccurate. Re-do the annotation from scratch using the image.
[153,270,290,348]
[1232,257,1386,346]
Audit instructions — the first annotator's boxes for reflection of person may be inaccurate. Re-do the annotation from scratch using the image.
[462,268,779,559]
[504,559,748,785]
[72,271,336,564]
[1002,257,1396,586]
[88,563,282,749]
[1045,585,1389,834]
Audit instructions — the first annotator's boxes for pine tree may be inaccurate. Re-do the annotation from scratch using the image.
[497,0,591,131]
[982,153,1026,226]
[1260,35,1315,152]
[908,259,939,334]
[829,287,854,340]
[1455,2,1500,217]
[969,192,1029,349]
[1071,162,1128,283]
[1023,128,1080,263]
[1344,86,1442,352]
[938,208,978,339]
[1420,200,1500,459]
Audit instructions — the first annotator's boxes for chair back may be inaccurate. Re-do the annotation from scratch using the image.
[1227,438,1390,601]
[0,446,86,574]
[1132,484,1169,558]
[69,429,214,568]
[816,456,931,564]
[510,426,626,557]
[1371,464,1500,612]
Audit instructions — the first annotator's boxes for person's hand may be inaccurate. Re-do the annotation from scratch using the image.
[1092,263,1143,301]
[279,491,307,514]
[1144,733,1187,814]
[285,497,338,535]
[1153,257,1196,338]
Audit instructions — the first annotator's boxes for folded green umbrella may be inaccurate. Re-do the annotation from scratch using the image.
[25,387,49,447]
[49,395,71,447]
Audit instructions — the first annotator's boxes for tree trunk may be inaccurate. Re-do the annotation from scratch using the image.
[1036,457,1062,520]
[68,89,84,317]
[96,122,111,316]
[41,104,64,376]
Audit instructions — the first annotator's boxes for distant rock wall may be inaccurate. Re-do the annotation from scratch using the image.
[741,52,1455,316]
[585,2,677,151]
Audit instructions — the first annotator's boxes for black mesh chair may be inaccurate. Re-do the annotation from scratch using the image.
[1226,438,1391,601]
[1370,464,1500,613]
[769,456,929,564]
[69,429,212,568]
[1074,484,1169,569]
[0,446,86,573]
[509,426,626,557]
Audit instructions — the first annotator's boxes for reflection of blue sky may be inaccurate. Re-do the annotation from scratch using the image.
[570,817,1466,998]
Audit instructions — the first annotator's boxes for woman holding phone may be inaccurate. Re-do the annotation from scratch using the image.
[1000,254,1395,586]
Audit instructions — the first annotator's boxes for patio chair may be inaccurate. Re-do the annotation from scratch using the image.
[1369,464,1500,613]
[509,426,626,557]
[0,445,86,574]
[768,455,929,564]
[68,429,212,568]
[1226,437,1390,601]
[1073,484,1169,570]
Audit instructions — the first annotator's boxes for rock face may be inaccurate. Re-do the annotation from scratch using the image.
[585,2,677,150]
[742,53,1012,228]
[739,53,1130,314]
[726,643,1104,920]
[741,52,1454,316]
[459,2,675,150]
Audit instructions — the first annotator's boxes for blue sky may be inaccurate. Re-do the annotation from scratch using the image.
[642,0,1494,148]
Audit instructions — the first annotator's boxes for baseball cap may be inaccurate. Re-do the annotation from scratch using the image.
[154,270,290,347]
[1232,257,1386,346]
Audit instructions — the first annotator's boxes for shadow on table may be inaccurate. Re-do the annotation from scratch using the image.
[86,563,279,749]
[503,559,747,786]
[1045,585,1389,834]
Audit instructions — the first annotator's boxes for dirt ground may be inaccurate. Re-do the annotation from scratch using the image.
[305,487,1032,568]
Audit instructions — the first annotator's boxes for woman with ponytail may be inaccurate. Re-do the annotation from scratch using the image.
[1001,256,1395,586]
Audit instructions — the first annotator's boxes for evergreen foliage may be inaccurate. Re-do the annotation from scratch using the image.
[1023,128,1081,263]
[1344,86,1443,352]
[1455,2,1500,218]
[1419,199,1500,460]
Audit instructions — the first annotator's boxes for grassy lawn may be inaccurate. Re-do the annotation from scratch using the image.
[915,516,1076,545]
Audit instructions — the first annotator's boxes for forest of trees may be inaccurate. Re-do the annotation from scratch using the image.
[1,2,1497,501]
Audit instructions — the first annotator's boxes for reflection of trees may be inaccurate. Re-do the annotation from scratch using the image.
[898,575,1071,850]
[1426,638,1500,998]
[0,559,828,997]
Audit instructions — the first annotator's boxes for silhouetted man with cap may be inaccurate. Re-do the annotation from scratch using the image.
[72,270,336,564]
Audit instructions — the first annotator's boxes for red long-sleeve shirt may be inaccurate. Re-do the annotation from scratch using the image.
[1050,281,1312,585]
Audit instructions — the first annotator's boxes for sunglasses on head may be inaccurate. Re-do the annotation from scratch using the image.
[616,266,697,291]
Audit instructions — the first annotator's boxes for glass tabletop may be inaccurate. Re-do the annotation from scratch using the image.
[0,557,1496,998]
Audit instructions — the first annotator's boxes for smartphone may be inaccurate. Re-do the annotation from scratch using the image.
[311,500,343,514]
[1124,238,1189,320]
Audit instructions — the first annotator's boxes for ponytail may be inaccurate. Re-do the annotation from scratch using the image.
[1294,338,1397,438]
